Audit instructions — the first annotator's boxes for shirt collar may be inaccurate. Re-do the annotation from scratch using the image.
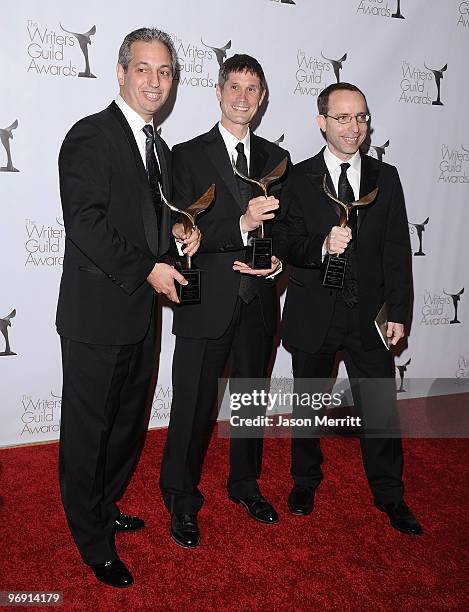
[218,121,251,159]
[323,146,361,175]
[115,94,154,135]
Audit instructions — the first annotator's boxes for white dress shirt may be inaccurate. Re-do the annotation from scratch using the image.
[218,122,251,245]
[115,94,161,171]
[217,123,280,276]
[323,146,361,200]
[218,121,251,173]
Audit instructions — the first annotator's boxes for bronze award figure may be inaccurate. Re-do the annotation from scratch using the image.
[232,156,288,269]
[159,184,215,303]
[321,175,378,289]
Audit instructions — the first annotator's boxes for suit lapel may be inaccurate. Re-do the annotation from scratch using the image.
[108,101,147,181]
[154,133,171,256]
[358,152,380,233]
[203,125,242,209]
[108,102,160,257]
[249,133,269,186]
[306,150,340,225]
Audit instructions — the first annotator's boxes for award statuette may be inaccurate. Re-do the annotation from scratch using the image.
[321,175,378,289]
[232,157,288,269]
[159,184,215,304]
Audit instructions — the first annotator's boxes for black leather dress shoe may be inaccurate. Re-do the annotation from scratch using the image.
[91,559,134,588]
[171,514,200,548]
[114,513,145,532]
[375,501,423,535]
[229,494,279,524]
[288,486,315,516]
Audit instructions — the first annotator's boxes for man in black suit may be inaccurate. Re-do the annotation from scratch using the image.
[280,82,422,535]
[159,55,289,547]
[56,28,199,587]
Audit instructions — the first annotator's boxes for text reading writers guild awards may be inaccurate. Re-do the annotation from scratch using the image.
[232,157,288,269]
[0,309,16,356]
[159,184,215,304]
[321,176,378,289]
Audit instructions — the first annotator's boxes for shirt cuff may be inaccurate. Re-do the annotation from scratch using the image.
[322,240,328,261]
[240,216,249,246]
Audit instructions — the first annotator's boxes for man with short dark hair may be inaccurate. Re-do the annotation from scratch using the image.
[57,27,198,587]
[160,54,289,547]
[280,82,422,535]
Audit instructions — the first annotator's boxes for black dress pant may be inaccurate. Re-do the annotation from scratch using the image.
[290,298,404,505]
[59,318,155,565]
[160,297,273,515]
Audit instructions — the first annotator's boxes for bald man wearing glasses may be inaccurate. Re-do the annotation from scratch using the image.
[279,82,422,536]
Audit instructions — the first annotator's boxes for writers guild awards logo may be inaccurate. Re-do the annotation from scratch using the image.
[20,391,61,436]
[0,120,19,172]
[443,288,464,324]
[424,62,447,106]
[60,23,97,78]
[370,139,389,162]
[409,217,429,256]
[321,52,347,83]
[392,0,405,19]
[0,309,17,356]
[395,358,410,393]
[438,144,469,184]
[151,385,172,423]
[200,38,231,69]
[273,134,285,146]
[25,217,65,267]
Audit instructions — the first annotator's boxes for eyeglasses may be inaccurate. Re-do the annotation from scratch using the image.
[324,113,370,124]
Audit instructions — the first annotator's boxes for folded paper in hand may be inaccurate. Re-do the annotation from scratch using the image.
[374,302,391,350]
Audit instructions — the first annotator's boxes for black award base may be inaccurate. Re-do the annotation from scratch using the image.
[321,254,346,289]
[246,236,272,270]
[178,269,201,304]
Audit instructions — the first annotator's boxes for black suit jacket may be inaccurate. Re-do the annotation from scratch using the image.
[171,124,289,339]
[56,102,172,345]
[281,148,411,353]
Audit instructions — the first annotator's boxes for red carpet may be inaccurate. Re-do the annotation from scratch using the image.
[1,430,468,611]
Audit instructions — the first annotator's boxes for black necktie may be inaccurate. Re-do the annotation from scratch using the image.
[143,124,162,221]
[235,142,257,304]
[338,162,358,307]
[338,162,357,243]
[235,142,252,211]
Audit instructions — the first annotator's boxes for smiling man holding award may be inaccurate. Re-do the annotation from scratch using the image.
[160,54,290,548]
[280,82,423,536]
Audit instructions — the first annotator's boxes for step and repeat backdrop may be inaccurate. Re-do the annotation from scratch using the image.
[0,0,468,447]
